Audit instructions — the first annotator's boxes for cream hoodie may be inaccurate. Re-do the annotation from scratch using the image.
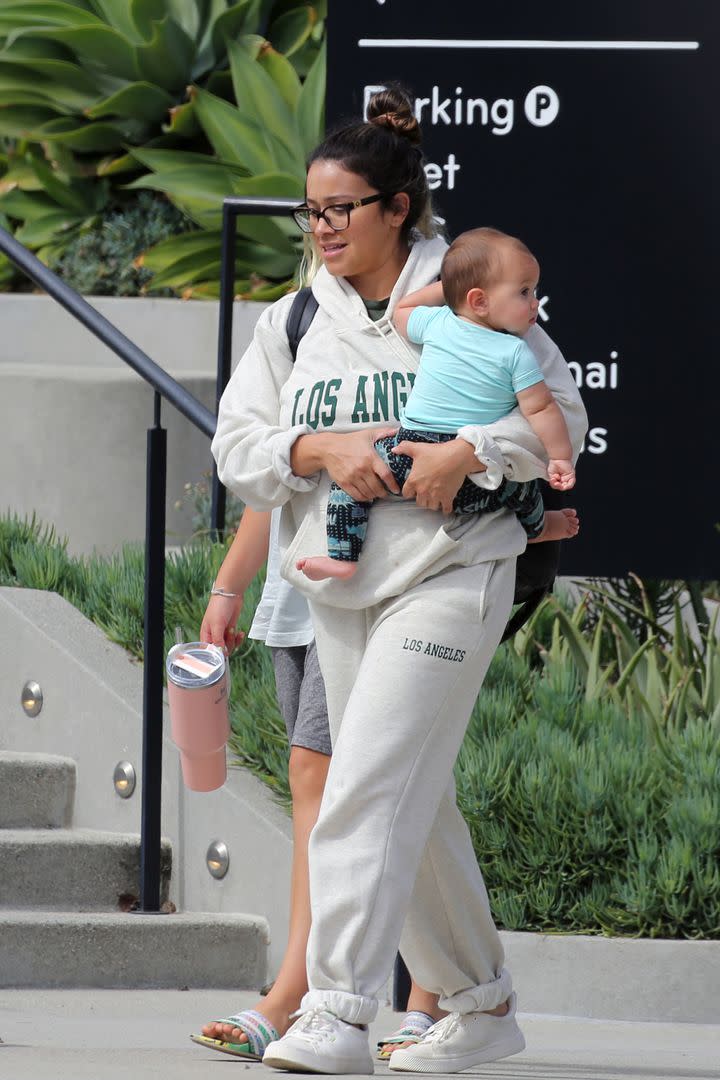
[212,237,588,610]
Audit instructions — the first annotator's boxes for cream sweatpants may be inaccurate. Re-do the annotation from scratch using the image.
[302,557,516,1025]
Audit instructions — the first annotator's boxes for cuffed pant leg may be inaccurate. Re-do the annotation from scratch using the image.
[302,557,515,1025]
[399,778,511,1013]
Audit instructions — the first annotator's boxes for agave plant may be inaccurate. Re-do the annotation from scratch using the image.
[518,587,720,730]
[0,0,325,292]
[131,35,325,297]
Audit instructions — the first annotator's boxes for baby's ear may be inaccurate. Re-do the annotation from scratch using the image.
[467,287,489,316]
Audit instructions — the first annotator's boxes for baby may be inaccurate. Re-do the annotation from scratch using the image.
[298,227,579,582]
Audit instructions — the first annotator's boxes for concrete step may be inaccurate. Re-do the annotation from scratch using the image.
[0,829,171,911]
[0,751,75,828]
[0,910,268,988]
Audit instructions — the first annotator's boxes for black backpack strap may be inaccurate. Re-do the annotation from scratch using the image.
[286,286,319,362]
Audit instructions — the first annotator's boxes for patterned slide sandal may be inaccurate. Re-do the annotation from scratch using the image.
[376,1011,435,1060]
[190,1008,280,1060]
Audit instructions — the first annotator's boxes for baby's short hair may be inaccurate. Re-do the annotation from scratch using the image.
[441,227,535,311]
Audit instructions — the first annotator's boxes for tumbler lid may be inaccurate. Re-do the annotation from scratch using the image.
[166,642,226,689]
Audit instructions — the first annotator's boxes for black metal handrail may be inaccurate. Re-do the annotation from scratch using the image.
[0,201,298,913]
[0,225,217,912]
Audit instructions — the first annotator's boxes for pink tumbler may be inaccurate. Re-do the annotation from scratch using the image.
[166,642,230,792]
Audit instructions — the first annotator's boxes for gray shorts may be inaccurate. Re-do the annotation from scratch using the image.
[269,641,332,756]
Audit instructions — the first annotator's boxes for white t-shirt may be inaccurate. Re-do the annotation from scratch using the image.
[248,507,314,647]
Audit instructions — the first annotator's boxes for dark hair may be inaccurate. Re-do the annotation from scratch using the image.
[441,227,535,311]
[307,86,434,240]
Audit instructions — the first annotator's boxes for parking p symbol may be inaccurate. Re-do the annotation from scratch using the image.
[524,85,560,127]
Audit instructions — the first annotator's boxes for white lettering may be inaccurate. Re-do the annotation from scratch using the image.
[587,427,608,454]
[444,152,460,189]
[567,358,620,390]
[491,98,514,135]
[431,85,452,125]
[423,154,460,192]
[424,162,443,190]
[415,96,430,122]
[467,97,488,125]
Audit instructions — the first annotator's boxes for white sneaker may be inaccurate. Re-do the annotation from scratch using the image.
[263,1006,374,1074]
[388,993,525,1073]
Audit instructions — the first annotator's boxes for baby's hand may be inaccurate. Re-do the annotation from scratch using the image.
[548,459,576,491]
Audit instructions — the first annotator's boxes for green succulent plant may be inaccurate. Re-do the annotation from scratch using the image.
[0,0,325,294]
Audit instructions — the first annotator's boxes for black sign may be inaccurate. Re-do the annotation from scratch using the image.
[326,4,718,578]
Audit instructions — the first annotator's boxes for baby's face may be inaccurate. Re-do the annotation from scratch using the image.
[485,250,540,336]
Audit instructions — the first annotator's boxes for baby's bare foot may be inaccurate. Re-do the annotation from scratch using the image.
[296,557,358,581]
[529,508,579,543]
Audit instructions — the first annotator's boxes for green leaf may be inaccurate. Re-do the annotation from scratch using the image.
[85,82,174,124]
[226,40,303,172]
[210,0,258,60]
[257,44,301,110]
[125,163,237,227]
[546,600,591,678]
[145,249,223,289]
[131,147,250,175]
[229,171,302,252]
[193,87,275,172]
[0,106,58,138]
[159,0,204,40]
[295,37,324,156]
[147,239,295,290]
[0,188,58,220]
[0,37,76,62]
[140,228,224,273]
[30,116,128,152]
[0,55,98,96]
[163,99,200,137]
[126,162,242,196]
[28,154,92,213]
[267,6,314,57]
[135,15,196,92]
[0,3,102,29]
[87,0,145,40]
[0,87,76,112]
[15,209,83,246]
[96,152,140,176]
[9,26,139,81]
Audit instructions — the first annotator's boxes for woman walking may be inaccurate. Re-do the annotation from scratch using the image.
[213,86,587,1074]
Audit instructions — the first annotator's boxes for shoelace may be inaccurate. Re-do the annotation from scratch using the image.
[422,1013,463,1045]
[287,1005,341,1043]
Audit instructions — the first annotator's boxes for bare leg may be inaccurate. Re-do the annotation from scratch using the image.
[201,746,330,1044]
[528,507,579,544]
[297,557,359,582]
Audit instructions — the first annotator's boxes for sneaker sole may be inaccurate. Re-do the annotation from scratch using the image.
[388,1030,525,1073]
[263,1048,374,1074]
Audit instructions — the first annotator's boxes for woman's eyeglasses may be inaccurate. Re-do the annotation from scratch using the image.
[292,193,388,234]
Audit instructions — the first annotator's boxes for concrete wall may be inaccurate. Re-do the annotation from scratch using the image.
[0,585,292,977]
[0,295,266,555]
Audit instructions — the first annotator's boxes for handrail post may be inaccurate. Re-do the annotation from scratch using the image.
[210,201,237,541]
[139,391,167,911]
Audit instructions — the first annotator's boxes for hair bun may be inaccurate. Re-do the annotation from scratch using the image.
[367,87,422,146]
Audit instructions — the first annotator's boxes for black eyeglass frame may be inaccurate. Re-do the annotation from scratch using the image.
[292,192,389,233]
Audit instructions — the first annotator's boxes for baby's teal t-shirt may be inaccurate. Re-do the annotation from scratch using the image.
[403,305,544,433]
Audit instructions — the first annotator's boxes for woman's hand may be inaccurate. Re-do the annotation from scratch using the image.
[293,428,401,502]
[200,593,245,654]
[394,437,484,513]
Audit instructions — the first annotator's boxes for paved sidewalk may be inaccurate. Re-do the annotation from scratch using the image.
[0,989,716,1080]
